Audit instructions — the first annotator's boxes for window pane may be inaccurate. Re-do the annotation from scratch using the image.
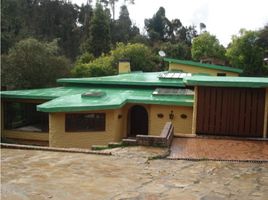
[3,102,49,132]
[65,113,105,132]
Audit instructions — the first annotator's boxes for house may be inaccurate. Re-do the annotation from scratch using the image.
[164,58,242,76]
[1,58,267,148]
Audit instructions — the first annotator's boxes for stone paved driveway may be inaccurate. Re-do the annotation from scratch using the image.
[169,138,268,161]
[1,147,268,200]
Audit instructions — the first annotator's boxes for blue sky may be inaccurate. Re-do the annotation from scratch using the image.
[71,0,268,47]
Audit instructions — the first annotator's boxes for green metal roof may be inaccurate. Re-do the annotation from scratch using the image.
[0,86,193,112]
[37,87,193,112]
[0,87,92,100]
[164,58,243,74]
[57,72,186,87]
[184,76,268,88]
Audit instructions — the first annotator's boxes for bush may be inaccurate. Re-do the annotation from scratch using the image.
[111,43,160,72]
[71,55,115,77]
[72,43,160,77]
[2,38,71,89]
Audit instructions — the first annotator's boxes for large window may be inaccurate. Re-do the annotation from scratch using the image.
[65,113,106,132]
[4,102,49,132]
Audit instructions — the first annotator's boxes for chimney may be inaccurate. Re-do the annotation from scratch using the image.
[118,59,131,74]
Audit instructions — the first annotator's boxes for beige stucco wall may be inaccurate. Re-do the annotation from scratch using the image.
[49,109,125,148]
[118,61,131,74]
[2,130,48,141]
[191,86,198,136]
[149,105,193,136]
[169,63,239,76]
[1,99,194,148]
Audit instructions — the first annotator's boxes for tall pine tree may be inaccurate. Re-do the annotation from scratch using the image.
[89,3,111,57]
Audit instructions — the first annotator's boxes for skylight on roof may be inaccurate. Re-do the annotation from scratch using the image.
[159,72,192,79]
[152,88,194,96]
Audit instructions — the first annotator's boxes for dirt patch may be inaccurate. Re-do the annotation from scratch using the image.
[1,147,268,200]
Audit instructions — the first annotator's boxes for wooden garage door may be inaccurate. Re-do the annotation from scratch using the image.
[197,87,265,137]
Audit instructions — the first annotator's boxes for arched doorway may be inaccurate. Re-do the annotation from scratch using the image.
[128,105,148,137]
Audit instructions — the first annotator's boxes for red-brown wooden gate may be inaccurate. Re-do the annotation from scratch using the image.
[196,87,265,138]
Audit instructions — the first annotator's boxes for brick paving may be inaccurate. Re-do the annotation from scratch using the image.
[168,137,268,161]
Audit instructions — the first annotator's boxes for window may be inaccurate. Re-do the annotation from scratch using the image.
[159,72,192,79]
[4,102,49,132]
[217,73,226,76]
[152,88,194,96]
[65,113,105,132]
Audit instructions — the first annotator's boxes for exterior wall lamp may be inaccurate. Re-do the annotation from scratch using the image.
[169,110,174,120]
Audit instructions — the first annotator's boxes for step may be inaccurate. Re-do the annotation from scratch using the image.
[122,138,137,146]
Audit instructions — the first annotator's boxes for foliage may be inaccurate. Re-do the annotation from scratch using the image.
[78,2,94,53]
[75,52,95,64]
[72,43,160,77]
[1,0,81,60]
[2,38,71,89]
[88,3,111,57]
[111,5,139,45]
[144,7,198,45]
[157,42,191,60]
[111,43,160,71]
[226,29,267,76]
[71,55,115,77]
[100,0,134,20]
[191,32,226,61]
[257,24,268,57]
[145,7,167,42]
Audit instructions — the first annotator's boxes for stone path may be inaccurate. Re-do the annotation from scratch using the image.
[1,147,268,200]
[169,138,268,161]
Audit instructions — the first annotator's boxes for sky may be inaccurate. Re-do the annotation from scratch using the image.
[71,0,268,47]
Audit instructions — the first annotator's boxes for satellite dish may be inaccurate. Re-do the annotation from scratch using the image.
[158,50,166,57]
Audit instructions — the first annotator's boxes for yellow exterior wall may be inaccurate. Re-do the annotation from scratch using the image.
[49,110,124,148]
[169,63,239,76]
[49,104,193,148]
[3,130,48,141]
[191,86,198,136]
[149,105,193,136]
[118,61,131,74]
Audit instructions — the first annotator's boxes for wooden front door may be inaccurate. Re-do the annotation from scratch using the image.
[196,87,265,138]
[129,105,148,137]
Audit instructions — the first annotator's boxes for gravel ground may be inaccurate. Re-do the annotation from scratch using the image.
[1,147,268,200]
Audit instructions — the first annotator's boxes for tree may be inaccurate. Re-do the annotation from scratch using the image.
[199,22,206,34]
[100,0,134,20]
[144,7,198,47]
[257,24,268,58]
[191,32,226,61]
[71,55,115,77]
[78,2,94,53]
[145,7,168,42]
[226,29,266,76]
[1,0,30,54]
[72,42,160,77]
[157,42,191,60]
[1,0,81,60]
[33,0,80,60]
[89,3,111,57]
[1,38,71,89]
[111,5,140,44]
[111,43,160,71]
